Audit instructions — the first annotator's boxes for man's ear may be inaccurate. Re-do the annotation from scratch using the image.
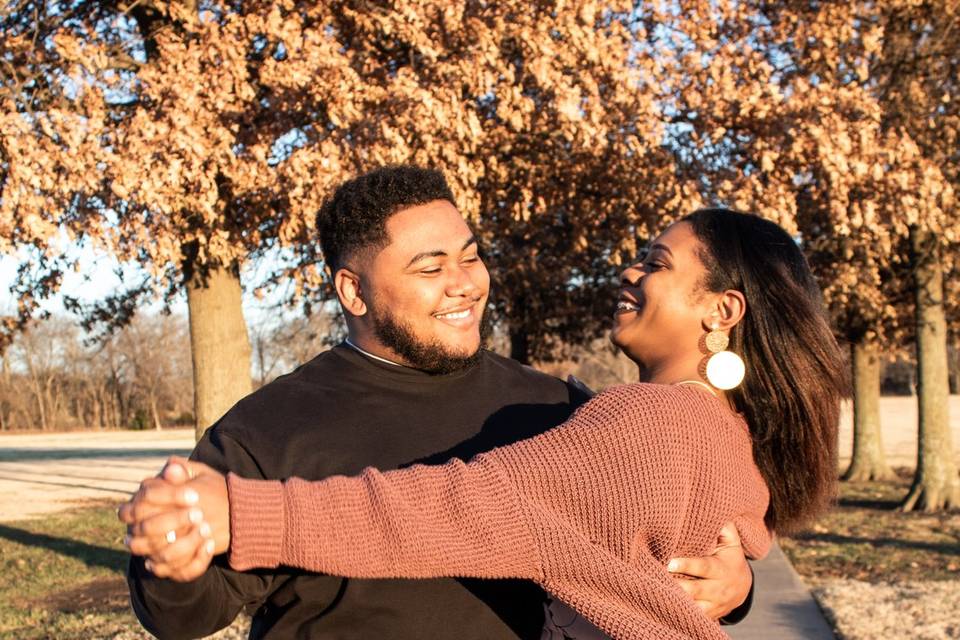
[702,289,746,331]
[334,268,367,317]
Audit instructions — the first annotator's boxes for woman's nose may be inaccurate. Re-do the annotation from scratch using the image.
[620,263,644,287]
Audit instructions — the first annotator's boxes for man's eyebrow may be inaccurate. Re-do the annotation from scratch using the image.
[406,249,445,267]
[405,236,478,268]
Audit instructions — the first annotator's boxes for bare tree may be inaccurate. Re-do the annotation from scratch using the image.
[0,314,193,431]
[250,308,346,388]
[115,315,192,430]
[8,318,78,430]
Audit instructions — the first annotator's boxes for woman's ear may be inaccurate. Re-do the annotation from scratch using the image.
[334,268,367,317]
[703,290,746,331]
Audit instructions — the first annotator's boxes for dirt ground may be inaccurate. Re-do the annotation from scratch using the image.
[805,396,960,640]
[0,428,193,522]
[813,579,960,640]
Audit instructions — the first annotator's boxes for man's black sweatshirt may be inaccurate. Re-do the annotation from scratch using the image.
[127,344,588,639]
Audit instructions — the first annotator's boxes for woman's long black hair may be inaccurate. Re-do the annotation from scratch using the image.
[684,208,848,534]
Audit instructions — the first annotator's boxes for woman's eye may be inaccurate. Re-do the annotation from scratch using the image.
[421,267,442,275]
[463,255,481,263]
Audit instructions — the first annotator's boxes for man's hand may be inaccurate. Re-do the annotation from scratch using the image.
[118,456,230,582]
[666,522,752,621]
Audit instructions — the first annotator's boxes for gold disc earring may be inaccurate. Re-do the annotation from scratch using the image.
[704,322,745,390]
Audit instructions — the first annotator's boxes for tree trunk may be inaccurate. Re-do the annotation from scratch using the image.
[44,376,60,429]
[901,226,960,512]
[186,262,252,442]
[31,379,47,431]
[111,366,127,428]
[843,339,894,481]
[107,392,119,429]
[0,360,6,431]
[509,326,530,365]
[149,393,163,431]
[91,395,102,430]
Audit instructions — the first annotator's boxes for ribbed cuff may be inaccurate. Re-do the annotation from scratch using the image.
[227,473,285,571]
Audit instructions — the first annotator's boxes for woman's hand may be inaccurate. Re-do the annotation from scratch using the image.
[118,456,231,582]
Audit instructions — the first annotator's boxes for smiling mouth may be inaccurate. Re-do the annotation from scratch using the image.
[435,308,472,320]
[433,301,480,323]
[616,299,641,313]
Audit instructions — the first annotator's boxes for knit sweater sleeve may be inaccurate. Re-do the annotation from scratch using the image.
[228,384,769,583]
[228,452,545,579]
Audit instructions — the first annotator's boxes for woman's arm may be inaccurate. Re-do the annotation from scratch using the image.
[119,454,547,582]
[227,384,716,578]
[118,385,647,583]
[228,453,546,580]
[123,385,766,599]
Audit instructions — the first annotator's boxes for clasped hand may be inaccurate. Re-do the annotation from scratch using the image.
[117,456,231,582]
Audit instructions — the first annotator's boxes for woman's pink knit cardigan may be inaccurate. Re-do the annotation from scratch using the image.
[227,384,771,640]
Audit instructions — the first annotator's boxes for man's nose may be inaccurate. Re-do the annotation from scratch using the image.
[446,264,481,297]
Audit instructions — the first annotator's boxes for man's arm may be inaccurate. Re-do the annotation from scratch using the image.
[719,567,754,625]
[125,427,278,640]
[667,522,755,623]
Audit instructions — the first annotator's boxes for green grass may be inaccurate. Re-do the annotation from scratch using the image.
[0,501,140,639]
[782,470,960,584]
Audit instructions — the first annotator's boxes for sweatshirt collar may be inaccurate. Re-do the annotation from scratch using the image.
[343,338,407,368]
[333,342,480,383]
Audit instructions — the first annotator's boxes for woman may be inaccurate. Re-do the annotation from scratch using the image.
[122,209,846,639]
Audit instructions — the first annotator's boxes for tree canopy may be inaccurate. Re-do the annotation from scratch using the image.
[2,2,959,486]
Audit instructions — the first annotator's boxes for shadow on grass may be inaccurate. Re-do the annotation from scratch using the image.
[791,531,960,556]
[41,576,131,614]
[0,474,136,493]
[0,524,127,572]
[0,447,191,462]
[837,497,902,510]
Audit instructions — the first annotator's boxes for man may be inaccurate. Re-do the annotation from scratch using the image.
[125,166,752,639]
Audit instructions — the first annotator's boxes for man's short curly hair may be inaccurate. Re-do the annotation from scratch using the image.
[318,166,457,272]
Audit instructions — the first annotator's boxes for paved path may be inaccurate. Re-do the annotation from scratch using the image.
[0,429,194,521]
[728,543,836,639]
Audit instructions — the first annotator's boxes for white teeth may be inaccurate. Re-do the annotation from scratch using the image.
[617,301,641,312]
[437,309,471,320]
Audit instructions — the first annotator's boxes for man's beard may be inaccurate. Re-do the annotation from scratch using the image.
[370,304,490,375]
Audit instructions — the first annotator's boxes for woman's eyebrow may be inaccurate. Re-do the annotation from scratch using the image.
[648,243,673,257]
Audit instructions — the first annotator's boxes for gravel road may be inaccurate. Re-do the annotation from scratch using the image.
[814,579,960,640]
